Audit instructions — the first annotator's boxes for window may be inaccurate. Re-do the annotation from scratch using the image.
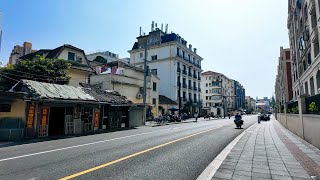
[206,90,208,93]
[206,77,208,80]
[151,69,157,75]
[153,82,157,91]
[183,91,186,98]
[177,62,180,68]
[182,51,185,58]
[177,47,180,56]
[206,96,208,100]
[188,55,191,61]
[68,52,75,61]
[209,83,211,87]
[209,89,212,93]
[209,77,211,80]
[151,55,157,60]
[206,83,208,87]
[0,104,11,112]
[152,98,156,105]
[140,52,143,58]
[209,103,212,107]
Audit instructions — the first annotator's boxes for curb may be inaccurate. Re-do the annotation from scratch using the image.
[197,122,257,180]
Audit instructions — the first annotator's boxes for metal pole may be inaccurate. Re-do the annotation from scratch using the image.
[143,41,148,125]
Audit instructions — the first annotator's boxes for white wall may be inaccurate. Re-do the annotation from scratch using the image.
[58,47,88,66]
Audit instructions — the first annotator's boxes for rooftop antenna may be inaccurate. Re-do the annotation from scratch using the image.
[151,21,154,31]
[165,24,168,33]
[140,27,142,36]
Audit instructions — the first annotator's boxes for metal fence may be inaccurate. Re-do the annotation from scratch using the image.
[0,129,24,141]
[305,94,320,114]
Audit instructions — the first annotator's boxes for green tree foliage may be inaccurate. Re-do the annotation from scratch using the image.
[93,56,108,64]
[308,102,318,113]
[270,95,276,109]
[0,55,71,90]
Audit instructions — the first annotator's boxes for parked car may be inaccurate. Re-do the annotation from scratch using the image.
[260,114,270,121]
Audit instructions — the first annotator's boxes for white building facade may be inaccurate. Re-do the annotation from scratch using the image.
[128,23,203,114]
[288,0,320,99]
[201,71,234,117]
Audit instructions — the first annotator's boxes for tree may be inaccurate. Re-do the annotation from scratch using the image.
[93,56,108,64]
[270,95,276,109]
[0,55,71,90]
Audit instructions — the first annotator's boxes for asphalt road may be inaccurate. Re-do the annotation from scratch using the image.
[0,115,258,180]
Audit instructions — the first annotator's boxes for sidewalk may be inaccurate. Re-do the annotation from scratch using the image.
[212,117,320,180]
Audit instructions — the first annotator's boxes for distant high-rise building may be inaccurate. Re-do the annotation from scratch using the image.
[8,42,36,64]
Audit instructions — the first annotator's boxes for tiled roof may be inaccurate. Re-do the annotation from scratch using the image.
[80,83,133,105]
[159,95,177,105]
[22,80,95,101]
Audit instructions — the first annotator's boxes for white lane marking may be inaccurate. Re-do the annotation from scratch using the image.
[0,122,230,163]
[197,123,257,180]
[0,128,175,162]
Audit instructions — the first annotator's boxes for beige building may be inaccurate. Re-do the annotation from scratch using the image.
[201,71,234,116]
[275,47,293,111]
[90,61,159,116]
[287,0,320,100]
[9,42,37,65]
[19,44,95,87]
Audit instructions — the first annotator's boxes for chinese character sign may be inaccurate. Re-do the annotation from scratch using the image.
[94,110,100,128]
[26,103,36,129]
[40,107,49,126]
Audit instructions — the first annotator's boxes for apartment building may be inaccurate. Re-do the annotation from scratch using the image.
[288,0,320,99]
[128,22,203,114]
[275,47,293,108]
[9,42,36,65]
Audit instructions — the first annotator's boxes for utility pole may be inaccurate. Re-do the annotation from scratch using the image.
[143,41,148,125]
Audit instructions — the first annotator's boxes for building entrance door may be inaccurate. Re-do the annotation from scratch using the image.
[65,107,74,134]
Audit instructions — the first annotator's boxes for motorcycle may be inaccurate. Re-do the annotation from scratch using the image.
[234,117,243,129]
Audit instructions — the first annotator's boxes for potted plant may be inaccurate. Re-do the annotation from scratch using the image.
[308,102,318,114]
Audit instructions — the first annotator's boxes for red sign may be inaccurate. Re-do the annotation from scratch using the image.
[40,107,49,126]
[26,103,36,128]
[94,110,100,128]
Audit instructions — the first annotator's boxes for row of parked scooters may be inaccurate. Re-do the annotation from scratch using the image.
[151,113,192,123]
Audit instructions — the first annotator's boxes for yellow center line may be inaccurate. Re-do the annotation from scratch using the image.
[59,123,232,180]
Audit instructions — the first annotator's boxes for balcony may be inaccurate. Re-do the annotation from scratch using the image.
[198,87,201,92]
[193,74,197,79]
[188,85,192,90]
[308,0,315,15]
[310,27,318,43]
[194,86,197,91]
[183,84,187,88]
[182,70,187,75]
[177,67,181,73]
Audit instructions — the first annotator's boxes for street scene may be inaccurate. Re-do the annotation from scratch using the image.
[0,0,320,179]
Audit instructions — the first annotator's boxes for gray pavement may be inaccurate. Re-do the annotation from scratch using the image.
[0,115,257,180]
[212,116,320,180]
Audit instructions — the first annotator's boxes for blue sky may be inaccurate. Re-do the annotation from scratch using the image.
[0,0,289,98]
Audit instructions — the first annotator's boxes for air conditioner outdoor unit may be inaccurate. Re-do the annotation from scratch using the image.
[136,93,142,99]
[76,56,83,62]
